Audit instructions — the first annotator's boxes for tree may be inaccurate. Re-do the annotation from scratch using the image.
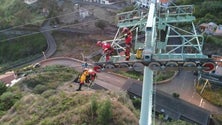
[0,92,20,110]
[95,20,107,31]
[0,81,7,95]
[97,100,112,125]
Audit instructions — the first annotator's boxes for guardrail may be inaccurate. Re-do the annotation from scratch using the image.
[0,54,42,73]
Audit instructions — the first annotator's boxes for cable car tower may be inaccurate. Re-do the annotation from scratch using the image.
[94,0,216,125]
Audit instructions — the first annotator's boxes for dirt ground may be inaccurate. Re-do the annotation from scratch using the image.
[52,32,114,60]
[52,2,119,61]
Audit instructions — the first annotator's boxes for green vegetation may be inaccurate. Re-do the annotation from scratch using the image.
[0,66,139,124]
[0,81,7,95]
[154,71,175,82]
[0,0,45,29]
[176,0,222,24]
[212,114,222,125]
[119,5,135,13]
[0,34,46,64]
[165,120,192,125]
[172,93,180,98]
[114,70,175,82]
[176,0,222,51]
[0,90,139,125]
[95,20,107,31]
[114,70,144,80]
[196,83,222,124]
[0,92,21,110]
[18,65,78,94]
[0,65,76,117]
[205,35,222,46]
[196,83,222,107]
[0,90,21,117]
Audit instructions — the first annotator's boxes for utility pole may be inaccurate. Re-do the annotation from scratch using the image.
[42,51,46,60]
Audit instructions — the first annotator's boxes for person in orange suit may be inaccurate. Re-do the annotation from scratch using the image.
[76,68,89,91]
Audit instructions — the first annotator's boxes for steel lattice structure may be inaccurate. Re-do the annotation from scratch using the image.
[94,0,216,125]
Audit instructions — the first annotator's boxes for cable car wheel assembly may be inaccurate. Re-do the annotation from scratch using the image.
[93,58,216,73]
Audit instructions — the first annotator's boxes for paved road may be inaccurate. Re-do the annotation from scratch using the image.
[71,0,122,10]
[157,70,222,114]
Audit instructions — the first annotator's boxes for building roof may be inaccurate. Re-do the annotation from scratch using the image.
[0,71,16,85]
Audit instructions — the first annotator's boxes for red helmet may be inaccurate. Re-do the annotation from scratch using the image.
[102,43,111,50]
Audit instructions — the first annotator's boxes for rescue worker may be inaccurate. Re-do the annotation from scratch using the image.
[97,41,114,62]
[122,27,133,48]
[76,68,89,91]
[88,69,97,87]
[122,27,133,61]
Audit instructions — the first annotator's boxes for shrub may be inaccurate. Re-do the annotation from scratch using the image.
[132,97,141,109]
[33,84,47,94]
[0,92,20,111]
[95,20,107,31]
[172,93,180,98]
[0,81,7,95]
[166,120,192,125]
[41,89,57,98]
[97,100,112,125]
[91,97,98,117]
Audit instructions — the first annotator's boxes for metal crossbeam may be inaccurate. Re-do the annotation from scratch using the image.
[95,0,212,125]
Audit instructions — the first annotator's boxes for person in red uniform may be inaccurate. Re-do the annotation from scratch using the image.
[97,41,114,62]
[122,27,133,61]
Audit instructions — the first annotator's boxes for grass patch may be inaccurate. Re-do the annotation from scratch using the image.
[196,82,222,107]
[114,70,175,82]
[18,65,78,94]
[114,70,143,80]
[154,71,175,82]
[1,90,139,125]
[0,34,46,64]
[0,0,44,28]
[205,35,222,46]
[212,114,222,125]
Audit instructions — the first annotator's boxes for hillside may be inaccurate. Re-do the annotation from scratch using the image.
[176,0,222,24]
[0,65,139,125]
[0,0,46,29]
[0,90,139,125]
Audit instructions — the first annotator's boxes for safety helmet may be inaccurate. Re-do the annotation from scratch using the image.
[102,43,111,49]
[88,69,93,72]
[83,68,88,71]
